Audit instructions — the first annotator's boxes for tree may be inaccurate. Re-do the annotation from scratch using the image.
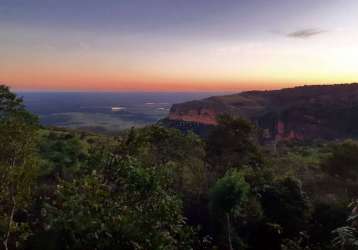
[209,170,249,250]
[260,177,310,239]
[0,85,39,250]
[322,140,358,181]
[44,150,194,249]
[115,126,208,204]
[0,85,25,118]
[206,115,262,176]
[39,131,88,179]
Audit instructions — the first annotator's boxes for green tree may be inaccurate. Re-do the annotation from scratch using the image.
[206,115,262,176]
[113,126,208,199]
[209,170,249,250]
[39,131,88,179]
[0,85,24,118]
[0,85,39,250]
[45,153,193,249]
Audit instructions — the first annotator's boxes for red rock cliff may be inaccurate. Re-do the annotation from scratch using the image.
[166,83,358,141]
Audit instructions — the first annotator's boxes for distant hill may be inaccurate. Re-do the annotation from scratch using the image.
[164,83,358,140]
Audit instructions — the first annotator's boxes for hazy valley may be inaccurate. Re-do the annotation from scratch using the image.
[19,92,224,133]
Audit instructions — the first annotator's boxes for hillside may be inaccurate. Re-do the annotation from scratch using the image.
[166,83,358,140]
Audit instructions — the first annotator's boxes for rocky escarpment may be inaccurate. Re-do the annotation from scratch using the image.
[169,99,231,125]
[166,83,358,141]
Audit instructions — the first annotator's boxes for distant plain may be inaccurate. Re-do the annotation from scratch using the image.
[19,92,231,133]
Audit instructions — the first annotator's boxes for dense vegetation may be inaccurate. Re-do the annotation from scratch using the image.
[0,85,357,250]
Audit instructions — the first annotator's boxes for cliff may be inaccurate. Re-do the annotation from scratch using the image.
[165,83,358,141]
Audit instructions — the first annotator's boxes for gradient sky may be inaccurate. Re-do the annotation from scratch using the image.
[1,0,358,91]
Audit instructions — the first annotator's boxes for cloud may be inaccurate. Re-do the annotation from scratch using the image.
[287,28,326,39]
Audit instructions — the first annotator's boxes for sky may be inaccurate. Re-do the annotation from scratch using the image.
[1,0,358,91]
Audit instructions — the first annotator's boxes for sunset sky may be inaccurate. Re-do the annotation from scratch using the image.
[1,0,358,91]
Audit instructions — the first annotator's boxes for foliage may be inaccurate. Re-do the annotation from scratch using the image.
[113,126,208,198]
[0,85,25,118]
[322,140,358,181]
[206,114,263,175]
[0,85,39,250]
[333,200,358,250]
[260,177,310,238]
[308,202,348,249]
[38,131,88,178]
[209,170,249,215]
[209,170,250,250]
[44,153,193,249]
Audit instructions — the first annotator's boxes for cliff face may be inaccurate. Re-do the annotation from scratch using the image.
[168,108,219,125]
[168,99,229,125]
[166,83,358,141]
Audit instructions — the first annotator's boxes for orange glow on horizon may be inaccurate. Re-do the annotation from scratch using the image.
[3,67,358,92]
[4,77,358,93]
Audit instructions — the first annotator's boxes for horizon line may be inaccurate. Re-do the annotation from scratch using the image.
[13,82,358,94]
